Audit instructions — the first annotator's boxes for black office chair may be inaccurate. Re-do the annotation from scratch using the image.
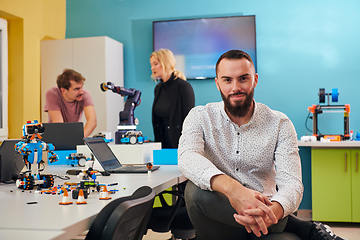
[147,182,195,240]
[85,186,155,240]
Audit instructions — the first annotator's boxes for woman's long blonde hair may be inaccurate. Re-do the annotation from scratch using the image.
[150,49,186,81]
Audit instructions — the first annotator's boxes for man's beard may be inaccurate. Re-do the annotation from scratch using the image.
[220,88,254,118]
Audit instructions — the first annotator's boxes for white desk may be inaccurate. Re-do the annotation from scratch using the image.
[298,140,360,148]
[0,165,185,240]
[0,229,65,240]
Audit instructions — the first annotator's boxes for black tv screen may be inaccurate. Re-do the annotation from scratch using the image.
[153,15,257,80]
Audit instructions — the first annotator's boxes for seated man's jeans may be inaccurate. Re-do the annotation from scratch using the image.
[185,180,301,240]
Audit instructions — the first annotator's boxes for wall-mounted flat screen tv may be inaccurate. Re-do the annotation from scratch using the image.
[153,15,256,80]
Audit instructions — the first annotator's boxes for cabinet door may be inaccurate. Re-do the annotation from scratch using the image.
[351,150,360,222]
[312,149,351,222]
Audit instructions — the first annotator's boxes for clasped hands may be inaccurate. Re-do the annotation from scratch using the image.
[230,188,281,237]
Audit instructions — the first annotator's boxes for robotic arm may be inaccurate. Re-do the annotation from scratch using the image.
[100,82,146,144]
[100,82,141,126]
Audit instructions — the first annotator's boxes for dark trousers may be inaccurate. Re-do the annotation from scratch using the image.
[185,181,301,240]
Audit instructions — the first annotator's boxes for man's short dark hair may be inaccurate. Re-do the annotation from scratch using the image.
[215,50,254,77]
[56,69,85,90]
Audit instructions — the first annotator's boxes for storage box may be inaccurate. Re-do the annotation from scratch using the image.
[153,149,178,165]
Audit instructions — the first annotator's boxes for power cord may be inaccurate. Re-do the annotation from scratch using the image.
[53,175,70,180]
[305,112,312,133]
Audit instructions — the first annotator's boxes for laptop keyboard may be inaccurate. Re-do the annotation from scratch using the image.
[108,165,160,173]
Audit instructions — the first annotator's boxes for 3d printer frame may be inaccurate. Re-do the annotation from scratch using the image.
[308,88,350,141]
[308,104,350,140]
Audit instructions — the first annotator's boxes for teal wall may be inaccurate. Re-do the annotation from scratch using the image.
[298,147,312,210]
[65,0,360,209]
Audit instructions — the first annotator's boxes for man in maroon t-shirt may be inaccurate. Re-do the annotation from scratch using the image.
[44,69,97,137]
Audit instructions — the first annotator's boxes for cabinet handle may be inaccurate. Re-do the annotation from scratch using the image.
[345,153,347,172]
[357,153,359,173]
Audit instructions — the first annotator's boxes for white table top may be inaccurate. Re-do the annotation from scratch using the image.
[0,164,185,240]
[0,229,65,240]
[298,140,360,148]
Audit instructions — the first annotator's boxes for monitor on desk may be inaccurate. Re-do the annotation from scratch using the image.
[42,122,84,150]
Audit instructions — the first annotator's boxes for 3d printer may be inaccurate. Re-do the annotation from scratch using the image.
[308,88,350,141]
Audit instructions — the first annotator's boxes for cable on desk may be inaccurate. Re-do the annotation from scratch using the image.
[53,175,71,180]
[0,178,16,184]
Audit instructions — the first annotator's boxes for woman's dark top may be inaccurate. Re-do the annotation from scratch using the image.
[152,72,195,148]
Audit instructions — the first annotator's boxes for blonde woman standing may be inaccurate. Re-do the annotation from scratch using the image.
[150,49,195,148]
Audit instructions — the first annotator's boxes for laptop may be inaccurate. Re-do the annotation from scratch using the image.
[42,122,85,150]
[0,139,25,182]
[84,137,160,173]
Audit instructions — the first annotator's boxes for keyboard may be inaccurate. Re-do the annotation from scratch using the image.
[108,165,160,173]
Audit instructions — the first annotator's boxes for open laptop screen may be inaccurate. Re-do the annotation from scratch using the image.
[84,137,120,170]
[42,122,84,150]
[0,139,24,182]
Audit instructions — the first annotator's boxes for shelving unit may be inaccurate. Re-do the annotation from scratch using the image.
[298,141,360,222]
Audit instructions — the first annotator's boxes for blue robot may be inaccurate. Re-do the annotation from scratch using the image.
[14,120,59,190]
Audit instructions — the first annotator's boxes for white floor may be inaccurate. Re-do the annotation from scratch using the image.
[143,210,360,240]
[143,230,172,240]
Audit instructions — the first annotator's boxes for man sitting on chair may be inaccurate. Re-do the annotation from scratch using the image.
[178,50,345,240]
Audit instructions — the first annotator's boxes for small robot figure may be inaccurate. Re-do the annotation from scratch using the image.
[72,168,101,199]
[14,120,59,190]
[120,130,146,144]
[66,153,87,167]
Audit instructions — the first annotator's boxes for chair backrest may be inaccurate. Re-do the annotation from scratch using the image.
[86,186,155,240]
[147,183,186,232]
[147,181,195,239]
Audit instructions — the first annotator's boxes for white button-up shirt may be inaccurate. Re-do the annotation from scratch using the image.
[178,101,303,217]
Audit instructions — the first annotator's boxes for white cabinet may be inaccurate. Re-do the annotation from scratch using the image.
[40,36,124,138]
